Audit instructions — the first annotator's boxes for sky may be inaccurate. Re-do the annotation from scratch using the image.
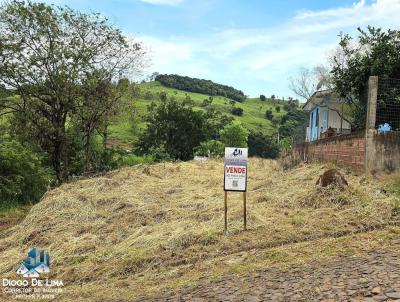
[13,0,400,97]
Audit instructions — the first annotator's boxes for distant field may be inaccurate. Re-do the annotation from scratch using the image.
[108,81,288,148]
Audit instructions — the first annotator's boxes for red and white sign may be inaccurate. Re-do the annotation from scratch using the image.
[224,147,248,192]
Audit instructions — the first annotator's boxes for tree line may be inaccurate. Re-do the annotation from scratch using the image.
[155,74,246,102]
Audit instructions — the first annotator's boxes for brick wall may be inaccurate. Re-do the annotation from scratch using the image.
[282,132,365,174]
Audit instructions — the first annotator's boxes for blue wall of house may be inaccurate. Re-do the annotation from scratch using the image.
[309,107,319,142]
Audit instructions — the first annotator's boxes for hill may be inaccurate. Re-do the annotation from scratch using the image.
[0,159,398,301]
[108,81,291,148]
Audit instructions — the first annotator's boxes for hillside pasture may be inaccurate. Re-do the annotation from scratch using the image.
[108,82,288,148]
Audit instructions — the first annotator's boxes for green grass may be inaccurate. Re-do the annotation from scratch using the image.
[385,176,400,196]
[0,200,30,218]
[109,81,288,148]
[385,176,400,216]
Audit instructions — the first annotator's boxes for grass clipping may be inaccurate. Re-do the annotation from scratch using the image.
[0,159,398,301]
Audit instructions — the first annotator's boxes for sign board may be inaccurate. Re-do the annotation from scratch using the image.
[224,147,248,192]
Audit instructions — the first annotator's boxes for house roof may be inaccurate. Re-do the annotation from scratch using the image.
[302,89,345,111]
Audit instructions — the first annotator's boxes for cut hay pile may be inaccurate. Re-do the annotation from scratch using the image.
[0,159,397,301]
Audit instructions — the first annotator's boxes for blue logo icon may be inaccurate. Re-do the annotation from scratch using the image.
[16,248,50,278]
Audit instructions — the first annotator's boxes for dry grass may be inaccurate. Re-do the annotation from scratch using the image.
[0,159,398,301]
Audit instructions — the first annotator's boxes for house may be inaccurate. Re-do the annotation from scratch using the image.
[16,262,29,275]
[23,268,40,278]
[16,248,50,277]
[303,89,352,142]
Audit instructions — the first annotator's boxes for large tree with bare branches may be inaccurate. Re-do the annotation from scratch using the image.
[289,65,333,101]
[0,1,146,182]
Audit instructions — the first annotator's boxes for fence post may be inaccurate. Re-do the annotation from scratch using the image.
[365,76,378,178]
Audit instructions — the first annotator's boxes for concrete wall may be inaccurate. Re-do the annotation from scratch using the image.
[282,132,365,174]
[366,130,400,176]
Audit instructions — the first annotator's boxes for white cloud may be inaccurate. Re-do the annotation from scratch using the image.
[141,0,400,96]
[140,0,184,6]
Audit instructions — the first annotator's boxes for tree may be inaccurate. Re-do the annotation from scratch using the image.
[247,132,279,159]
[220,121,249,148]
[260,95,266,101]
[276,106,281,112]
[289,66,332,101]
[74,72,123,172]
[0,139,50,205]
[280,109,308,144]
[0,1,146,182]
[137,99,211,161]
[265,109,273,120]
[271,116,282,144]
[331,27,400,129]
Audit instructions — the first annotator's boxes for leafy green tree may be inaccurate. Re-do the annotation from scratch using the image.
[280,109,308,144]
[203,108,233,140]
[247,132,279,159]
[265,109,273,120]
[331,27,400,129]
[75,72,124,172]
[137,99,211,160]
[260,95,266,101]
[0,1,146,182]
[276,106,281,112]
[220,121,249,148]
[0,139,50,205]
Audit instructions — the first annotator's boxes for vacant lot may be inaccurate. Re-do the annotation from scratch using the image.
[0,159,399,301]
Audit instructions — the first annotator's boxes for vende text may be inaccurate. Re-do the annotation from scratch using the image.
[225,166,246,174]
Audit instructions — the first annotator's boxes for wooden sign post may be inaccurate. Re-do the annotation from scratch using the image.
[224,147,248,233]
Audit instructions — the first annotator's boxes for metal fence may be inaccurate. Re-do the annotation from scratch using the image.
[376,77,400,132]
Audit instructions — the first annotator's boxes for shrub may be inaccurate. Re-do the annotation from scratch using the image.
[201,98,212,107]
[144,91,153,100]
[220,121,249,147]
[231,107,243,116]
[194,140,224,158]
[159,91,167,102]
[260,95,266,101]
[0,140,50,205]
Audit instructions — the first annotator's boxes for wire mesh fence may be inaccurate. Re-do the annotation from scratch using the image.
[376,77,400,132]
